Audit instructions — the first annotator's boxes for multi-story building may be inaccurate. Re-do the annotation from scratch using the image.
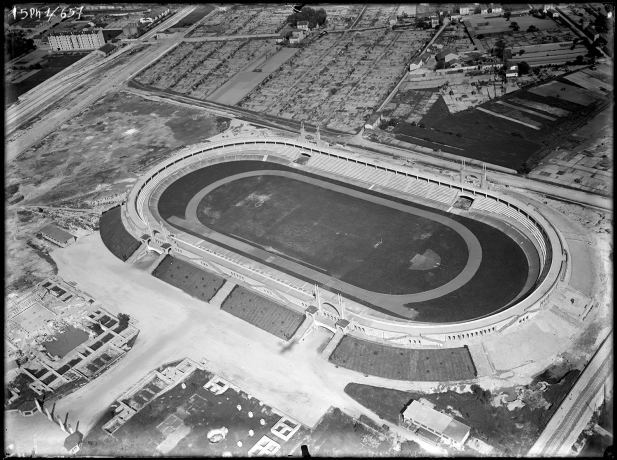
[48,29,106,51]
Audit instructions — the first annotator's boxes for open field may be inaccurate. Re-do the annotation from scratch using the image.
[5,91,227,290]
[152,256,226,303]
[390,73,611,172]
[158,160,531,322]
[221,286,305,341]
[331,336,476,381]
[529,80,602,106]
[99,206,141,262]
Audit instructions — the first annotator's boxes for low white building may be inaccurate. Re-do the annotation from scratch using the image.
[400,401,471,450]
[289,30,305,44]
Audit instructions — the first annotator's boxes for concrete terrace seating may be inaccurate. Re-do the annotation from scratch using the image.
[426,185,457,205]
[305,155,459,206]
[471,196,547,259]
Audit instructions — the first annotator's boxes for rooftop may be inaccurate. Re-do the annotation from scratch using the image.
[40,224,75,243]
[48,29,102,37]
[98,43,115,53]
[403,400,471,444]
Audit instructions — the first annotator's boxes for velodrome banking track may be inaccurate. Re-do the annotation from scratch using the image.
[123,138,567,338]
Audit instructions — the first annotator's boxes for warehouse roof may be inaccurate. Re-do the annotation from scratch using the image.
[40,224,75,244]
[403,401,471,444]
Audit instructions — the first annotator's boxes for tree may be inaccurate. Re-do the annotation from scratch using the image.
[529,8,538,15]
[474,6,481,14]
[504,10,512,20]
[493,40,506,58]
[518,61,530,75]
[436,60,446,69]
[5,33,35,61]
[117,313,130,329]
[509,21,519,29]
[527,25,539,32]
[594,14,610,32]
[286,7,327,29]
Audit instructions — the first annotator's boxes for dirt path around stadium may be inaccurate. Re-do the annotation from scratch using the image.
[162,170,483,311]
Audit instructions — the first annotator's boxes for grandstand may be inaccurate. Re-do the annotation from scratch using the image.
[115,136,567,347]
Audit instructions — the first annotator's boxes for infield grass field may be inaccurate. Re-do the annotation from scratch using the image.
[157,161,532,323]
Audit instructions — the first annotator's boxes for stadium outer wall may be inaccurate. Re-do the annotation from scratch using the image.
[120,136,569,348]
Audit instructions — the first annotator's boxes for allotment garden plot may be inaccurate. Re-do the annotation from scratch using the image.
[135,40,294,101]
[186,7,286,38]
[238,29,428,133]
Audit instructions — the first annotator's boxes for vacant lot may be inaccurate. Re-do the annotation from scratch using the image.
[345,373,581,456]
[330,336,476,381]
[99,206,141,262]
[221,286,305,341]
[9,91,225,207]
[152,256,226,303]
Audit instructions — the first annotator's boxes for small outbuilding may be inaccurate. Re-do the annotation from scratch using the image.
[96,43,116,57]
[64,431,84,454]
[18,399,39,417]
[39,224,76,248]
[400,400,471,450]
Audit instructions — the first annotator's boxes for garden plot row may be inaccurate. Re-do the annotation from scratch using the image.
[479,28,575,50]
[188,41,274,100]
[239,29,423,133]
[326,30,421,131]
[321,5,363,31]
[238,8,287,35]
[238,34,341,114]
[353,4,398,29]
[135,42,218,89]
[187,7,284,38]
[170,42,246,94]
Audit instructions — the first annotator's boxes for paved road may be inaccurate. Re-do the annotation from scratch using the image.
[139,6,195,40]
[527,330,613,456]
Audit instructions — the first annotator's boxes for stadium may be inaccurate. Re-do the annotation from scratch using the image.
[112,135,568,348]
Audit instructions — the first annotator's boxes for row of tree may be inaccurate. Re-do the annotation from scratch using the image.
[5,30,36,61]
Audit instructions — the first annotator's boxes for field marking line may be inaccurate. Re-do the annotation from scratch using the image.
[159,169,483,309]
[496,101,557,121]
[476,107,541,130]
